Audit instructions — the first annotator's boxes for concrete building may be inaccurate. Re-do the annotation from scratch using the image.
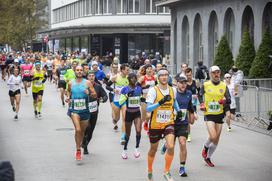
[44,0,171,63]
[157,0,272,74]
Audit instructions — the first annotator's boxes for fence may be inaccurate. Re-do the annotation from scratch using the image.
[243,78,272,89]
[235,85,272,135]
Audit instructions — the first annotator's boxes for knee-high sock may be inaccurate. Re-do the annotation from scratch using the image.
[136,134,141,148]
[207,143,217,158]
[147,154,155,173]
[204,139,212,148]
[164,152,174,173]
[124,136,129,150]
[37,101,42,112]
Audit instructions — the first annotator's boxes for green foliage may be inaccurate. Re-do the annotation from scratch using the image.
[213,35,234,74]
[249,30,272,78]
[235,31,256,76]
[0,0,48,50]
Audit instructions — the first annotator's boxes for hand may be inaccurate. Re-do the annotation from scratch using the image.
[192,94,198,99]
[65,98,70,104]
[114,89,120,94]
[158,95,171,105]
[218,98,226,105]
[200,103,206,111]
[143,121,148,131]
[84,89,89,95]
[144,84,151,89]
[176,110,184,120]
[128,90,134,97]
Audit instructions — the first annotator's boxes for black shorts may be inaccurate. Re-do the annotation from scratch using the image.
[22,76,32,82]
[32,90,44,100]
[125,110,141,122]
[89,112,98,122]
[174,124,189,139]
[9,89,20,97]
[204,114,224,124]
[109,92,114,103]
[230,109,236,114]
[148,124,175,143]
[58,80,66,89]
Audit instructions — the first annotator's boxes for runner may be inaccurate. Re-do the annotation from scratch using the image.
[57,59,69,106]
[46,55,54,82]
[66,65,95,161]
[138,64,156,131]
[31,61,47,119]
[224,73,237,132]
[7,68,22,120]
[184,67,199,142]
[0,54,6,81]
[161,76,196,177]
[105,63,119,130]
[82,70,108,155]
[145,68,179,181]
[119,72,144,159]
[199,65,231,167]
[107,64,129,144]
[20,57,33,94]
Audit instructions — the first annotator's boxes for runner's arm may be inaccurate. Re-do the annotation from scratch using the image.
[174,99,180,112]
[146,102,160,112]
[198,86,205,104]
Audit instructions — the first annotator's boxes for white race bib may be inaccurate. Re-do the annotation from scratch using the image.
[34,80,43,87]
[89,101,98,113]
[73,99,86,111]
[113,86,123,102]
[60,74,64,81]
[156,110,171,123]
[24,70,30,75]
[208,102,220,113]
[128,96,140,108]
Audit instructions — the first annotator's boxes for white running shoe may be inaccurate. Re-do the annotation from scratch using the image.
[134,148,140,158]
[121,150,128,159]
[38,113,42,120]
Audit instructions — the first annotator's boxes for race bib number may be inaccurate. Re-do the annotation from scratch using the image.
[24,70,30,75]
[89,101,98,113]
[156,110,171,123]
[60,74,64,81]
[208,102,220,113]
[34,80,43,87]
[73,99,86,111]
[128,96,140,108]
[113,87,123,102]
[177,109,187,122]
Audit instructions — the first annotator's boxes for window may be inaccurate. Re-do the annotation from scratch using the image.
[86,0,92,15]
[146,0,163,14]
[117,0,127,14]
[95,0,103,14]
[158,6,170,14]
[103,0,112,14]
[128,0,139,14]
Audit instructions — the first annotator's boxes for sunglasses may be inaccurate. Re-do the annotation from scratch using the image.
[225,77,231,79]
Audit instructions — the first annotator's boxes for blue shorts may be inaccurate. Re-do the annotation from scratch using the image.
[113,101,125,109]
[68,109,90,121]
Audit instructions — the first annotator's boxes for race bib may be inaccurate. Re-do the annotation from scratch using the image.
[178,109,187,122]
[113,86,123,102]
[156,110,171,123]
[208,102,220,113]
[146,80,155,87]
[89,101,98,113]
[73,99,86,111]
[24,70,30,75]
[60,74,64,81]
[128,96,140,108]
[34,80,43,87]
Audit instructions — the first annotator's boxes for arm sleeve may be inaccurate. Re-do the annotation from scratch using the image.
[224,86,231,105]
[198,86,205,104]
[100,86,108,103]
[187,99,195,113]
[146,102,160,112]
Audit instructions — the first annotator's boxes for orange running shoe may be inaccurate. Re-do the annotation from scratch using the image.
[75,150,82,161]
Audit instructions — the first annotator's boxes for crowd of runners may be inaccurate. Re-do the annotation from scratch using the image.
[1,51,242,181]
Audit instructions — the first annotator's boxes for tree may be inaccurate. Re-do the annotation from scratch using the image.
[249,30,272,78]
[0,0,48,50]
[235,30,256,76]
[213,35,234,74]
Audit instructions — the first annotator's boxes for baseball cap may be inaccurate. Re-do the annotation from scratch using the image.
[92,61,98,66]
[176,75,187,83]
[14,59,19,63]
[209,65,220,72]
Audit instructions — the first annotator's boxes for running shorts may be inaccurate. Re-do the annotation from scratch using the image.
[148,124,174,143]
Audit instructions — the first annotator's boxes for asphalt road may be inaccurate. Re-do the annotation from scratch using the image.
[0,79,272,181]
